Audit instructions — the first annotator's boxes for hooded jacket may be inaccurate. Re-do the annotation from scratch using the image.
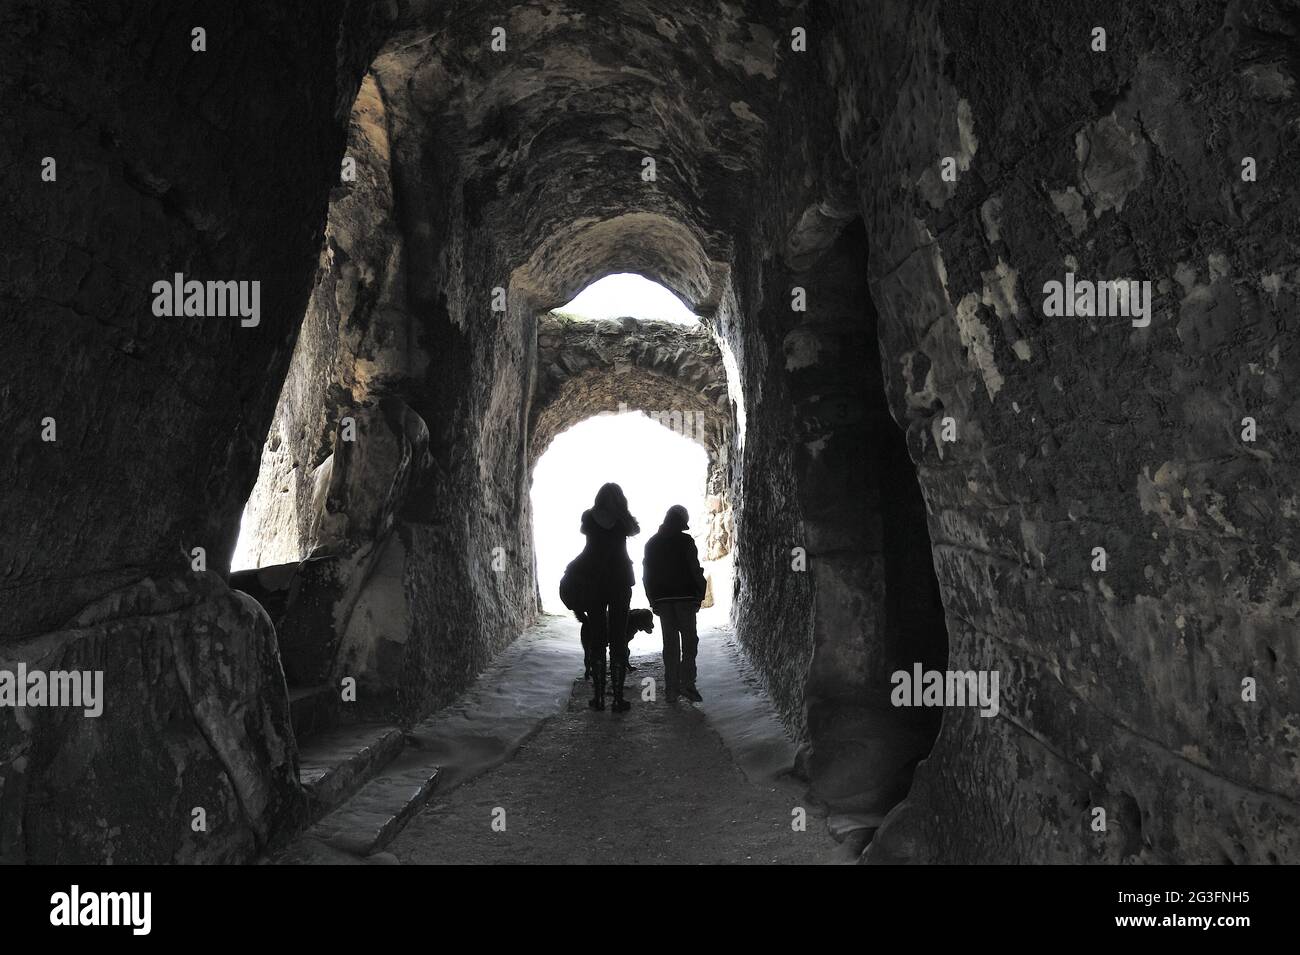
[642,527,706,605]
[574,506,638,591]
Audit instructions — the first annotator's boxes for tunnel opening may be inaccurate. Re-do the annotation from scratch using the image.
[531,411,732,640]
[552,272,700,326]
[527,266,738,624]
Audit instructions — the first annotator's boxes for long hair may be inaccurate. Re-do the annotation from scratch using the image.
[592,482,639,535]
[593,482,627,514]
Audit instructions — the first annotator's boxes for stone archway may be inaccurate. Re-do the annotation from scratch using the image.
[7,0,1297,867]
[529,310,736,598]
[531,315,730,475]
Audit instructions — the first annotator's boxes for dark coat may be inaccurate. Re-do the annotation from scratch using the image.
[642,528,706,605]
[560,508,637,610]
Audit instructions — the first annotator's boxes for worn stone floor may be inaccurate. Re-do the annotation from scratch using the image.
[389,627,837,865]
[279,611,846,865]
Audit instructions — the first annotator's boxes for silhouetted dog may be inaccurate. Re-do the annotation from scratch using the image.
[583,608,655,679]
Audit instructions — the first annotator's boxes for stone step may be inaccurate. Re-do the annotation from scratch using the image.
[827,812,885,863]
[297,722,405,816]
[305,752,441,856]
[827,812,885,842]
[229,562,297,623]
[288,683,339,740]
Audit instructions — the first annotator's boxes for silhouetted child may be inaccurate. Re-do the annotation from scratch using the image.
[643,505,706,702]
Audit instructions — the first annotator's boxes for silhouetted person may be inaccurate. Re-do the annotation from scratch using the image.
[572,483,639,712]
[643,504,706,702]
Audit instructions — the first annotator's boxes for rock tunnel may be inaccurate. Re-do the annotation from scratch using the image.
[1,0,1297,867]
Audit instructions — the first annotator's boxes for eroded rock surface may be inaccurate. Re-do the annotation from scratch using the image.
[832,0,1300,862]
[0,574,301,864]
[3,0,1297,865]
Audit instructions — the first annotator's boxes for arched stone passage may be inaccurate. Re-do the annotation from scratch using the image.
[5,0,1297,868]
[512,214,730,317]
[529,310,736,583]
[508,214,743,483]
[530,409,724,617]
[530,314,730,468]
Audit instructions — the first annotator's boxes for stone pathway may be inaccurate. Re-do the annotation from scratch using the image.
[280,612,844,865]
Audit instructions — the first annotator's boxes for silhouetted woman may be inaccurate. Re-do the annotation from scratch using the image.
[576,482,640,711]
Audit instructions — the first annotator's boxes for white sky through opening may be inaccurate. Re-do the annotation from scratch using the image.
[556,272,697,324]
[232,508,255,571]
[531,412,708,615]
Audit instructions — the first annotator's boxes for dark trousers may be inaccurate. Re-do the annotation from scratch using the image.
[657,600,699,691]
[584,588,631,668]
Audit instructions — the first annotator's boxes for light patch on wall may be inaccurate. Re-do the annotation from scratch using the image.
[980,258,1023,323]
[718,331,748,451]
[956,98,979,171]
[1075,114,1150,216]
[954,292,1004,400]
[651,15,679,40]
[1206,252,1231,282]
[918,98,978,209]
[980,195,1003,242]
[783,326,821,371]
[1049,186,1088,236]
[902,350,941,412]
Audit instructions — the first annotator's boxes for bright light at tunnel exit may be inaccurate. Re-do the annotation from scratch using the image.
[556,272,697,324]
[531,412,716,619]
